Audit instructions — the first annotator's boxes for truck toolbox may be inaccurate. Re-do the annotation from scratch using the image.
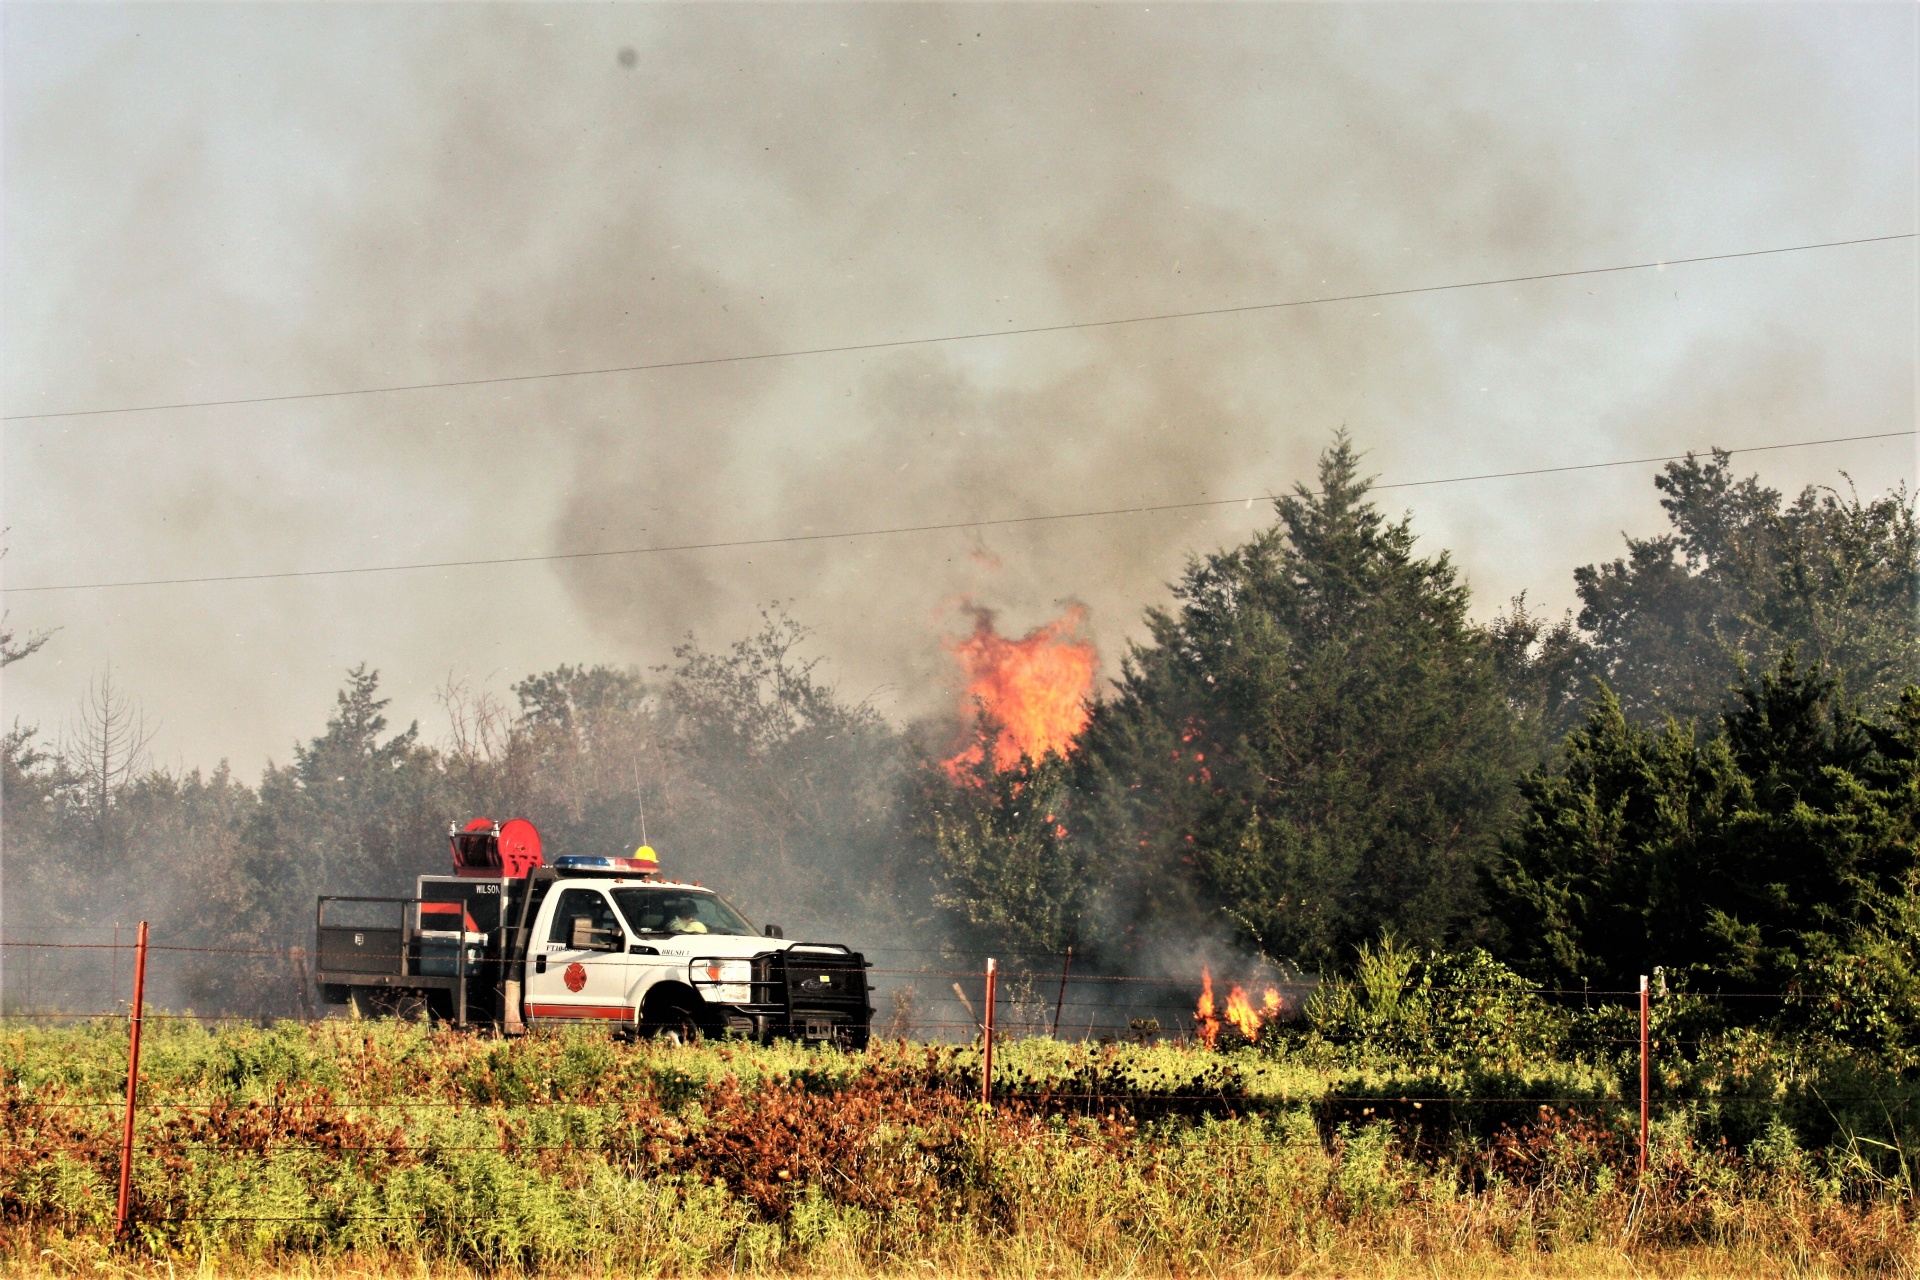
[317,925,403,974]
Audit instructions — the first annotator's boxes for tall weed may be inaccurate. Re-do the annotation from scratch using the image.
[2,1021,1915,1275]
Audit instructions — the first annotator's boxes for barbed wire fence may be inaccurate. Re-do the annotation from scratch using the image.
[3,926,1909,1238]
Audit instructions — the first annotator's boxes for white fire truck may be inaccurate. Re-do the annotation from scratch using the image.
[313,818,873,1047]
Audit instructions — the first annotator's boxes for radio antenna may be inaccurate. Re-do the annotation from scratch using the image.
[632,761,649,846]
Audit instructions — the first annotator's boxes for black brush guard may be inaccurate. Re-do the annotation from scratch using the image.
[692,946,873,1049]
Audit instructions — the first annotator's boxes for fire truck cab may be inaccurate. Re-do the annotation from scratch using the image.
[313,819,873,1048]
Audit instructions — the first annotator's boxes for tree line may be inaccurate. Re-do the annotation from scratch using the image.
[3,438,1915,1032]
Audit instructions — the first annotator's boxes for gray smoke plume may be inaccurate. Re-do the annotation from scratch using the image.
[2,3,1913,1027]
[3,3,1911,768]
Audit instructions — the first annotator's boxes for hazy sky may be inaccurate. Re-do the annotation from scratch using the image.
[4,3,1915,774]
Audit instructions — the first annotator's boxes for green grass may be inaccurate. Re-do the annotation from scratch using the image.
[3,1019,1915,1276]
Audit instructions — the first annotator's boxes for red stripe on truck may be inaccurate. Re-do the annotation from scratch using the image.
[525,1003,633,1021]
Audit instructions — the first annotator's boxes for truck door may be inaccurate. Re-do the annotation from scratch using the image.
[524,886,637,1022]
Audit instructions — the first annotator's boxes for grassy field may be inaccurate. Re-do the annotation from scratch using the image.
[3,1018,1915,1277]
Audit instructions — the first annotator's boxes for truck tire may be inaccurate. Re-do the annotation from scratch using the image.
[349,988,430,1022]
[639,988,710,1044]
[384,991,431,1022]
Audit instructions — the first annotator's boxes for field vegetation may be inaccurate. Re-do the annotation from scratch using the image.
[5,954,1917,1278]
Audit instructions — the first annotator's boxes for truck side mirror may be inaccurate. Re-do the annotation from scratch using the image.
[764,924,783,939]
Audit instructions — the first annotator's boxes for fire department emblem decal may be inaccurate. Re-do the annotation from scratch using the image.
[563,962,587,992]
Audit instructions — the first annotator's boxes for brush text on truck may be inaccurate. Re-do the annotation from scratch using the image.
[312,818,873,1047]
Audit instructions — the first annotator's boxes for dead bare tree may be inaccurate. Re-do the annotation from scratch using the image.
[64,667,156,846]
[437,672,541,810]
[438,673,515,767]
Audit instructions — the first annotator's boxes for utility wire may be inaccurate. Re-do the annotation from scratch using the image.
[3,232,1910,423]
[2,429,1911,595]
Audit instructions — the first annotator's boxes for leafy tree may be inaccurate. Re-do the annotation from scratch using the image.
[927,727,1089,957]
[1486,594,1586,744]
[1489,659,1920,996]
[1573,452,1918,725]
[506,662,656,839]
[516,664,651,739]
[1786,867,1920,1065]
[1294,933,1568,1067]
[0,536,56,667]
[478,609,921,942]
[1074,436,1528,968]
[652,609,914,938]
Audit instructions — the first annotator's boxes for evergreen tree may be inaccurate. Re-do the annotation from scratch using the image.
[1075,437,1526,968]
[1,726,79,940]
[1489,658,1920,994]
[244,665,449,955]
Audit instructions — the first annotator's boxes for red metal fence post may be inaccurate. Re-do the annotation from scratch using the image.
[115,921,149,1237]
[980,958,997,1106]
[1638,973,1650,1179]
[1051,946,1073,1039]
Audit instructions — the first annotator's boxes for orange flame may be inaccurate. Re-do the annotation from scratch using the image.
[1196,967,1220,1048]
[942,605,1097,781]
[1224,986,1261,1040]
[1195,966,1287,1048]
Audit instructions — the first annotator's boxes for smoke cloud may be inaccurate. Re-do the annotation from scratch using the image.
[3,4,1912,769]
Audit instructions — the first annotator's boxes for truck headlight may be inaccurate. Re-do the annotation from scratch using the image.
[694,958,753,1005]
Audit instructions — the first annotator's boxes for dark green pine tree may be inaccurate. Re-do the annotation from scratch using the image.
[245,665,449,945]
[1488,657,1920,995]
[1074,436,1528,969]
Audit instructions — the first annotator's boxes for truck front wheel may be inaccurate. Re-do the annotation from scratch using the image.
[638,989,710,1044]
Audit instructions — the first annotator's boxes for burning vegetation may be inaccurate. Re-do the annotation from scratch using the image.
[941,604,1097,782]
[1193,965,1287,1048]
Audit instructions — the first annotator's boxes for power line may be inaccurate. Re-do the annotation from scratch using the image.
[3,232,1910,423]
[4,429,1909,595]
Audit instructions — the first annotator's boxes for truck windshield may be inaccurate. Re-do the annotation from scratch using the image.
[610,887,756,937]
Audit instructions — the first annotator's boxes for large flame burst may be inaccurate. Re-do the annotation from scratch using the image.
[942,604,1097,781]
[1194,966,1287,1048]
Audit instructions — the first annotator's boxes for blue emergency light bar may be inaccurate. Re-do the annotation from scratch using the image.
[552,855,660,874]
